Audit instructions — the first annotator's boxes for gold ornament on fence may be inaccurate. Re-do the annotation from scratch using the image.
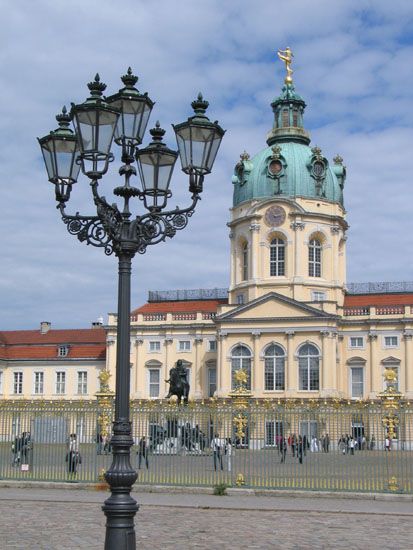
[235,473,245,486]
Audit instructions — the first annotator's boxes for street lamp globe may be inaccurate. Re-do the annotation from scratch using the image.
[106,67,154,153]
[135,122,178,211]
[71,74,120,179]
[37,106,80,202]
[173,93,225,190]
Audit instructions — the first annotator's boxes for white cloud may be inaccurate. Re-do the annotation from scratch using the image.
[1,0,413,329]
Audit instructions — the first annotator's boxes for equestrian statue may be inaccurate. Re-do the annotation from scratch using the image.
[165,359,190,405]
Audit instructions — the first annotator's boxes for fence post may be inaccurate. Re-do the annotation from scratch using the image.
[379,367,403,492]
[229,368,252,486]
[96,370,115,480]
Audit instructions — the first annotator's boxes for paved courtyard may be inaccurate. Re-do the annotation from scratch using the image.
[0,487,412,549]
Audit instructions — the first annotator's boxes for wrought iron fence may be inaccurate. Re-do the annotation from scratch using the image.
[0,399,411,493]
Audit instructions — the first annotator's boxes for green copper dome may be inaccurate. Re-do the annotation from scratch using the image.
[232,83,346,207]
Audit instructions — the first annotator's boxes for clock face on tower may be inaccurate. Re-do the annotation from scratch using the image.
[264,205,286,227]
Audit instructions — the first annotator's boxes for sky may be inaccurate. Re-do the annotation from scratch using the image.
[1,0,413,330]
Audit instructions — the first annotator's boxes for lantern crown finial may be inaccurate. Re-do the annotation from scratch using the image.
[87,73,106,97]
[149,121,166,142]
[121,67,139,88]
[191,93,209,117]
[55,105,71,128]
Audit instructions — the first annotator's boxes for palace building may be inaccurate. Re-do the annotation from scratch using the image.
[1,64,413,403]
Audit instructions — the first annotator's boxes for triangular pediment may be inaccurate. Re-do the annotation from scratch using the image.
[216,292,336,322]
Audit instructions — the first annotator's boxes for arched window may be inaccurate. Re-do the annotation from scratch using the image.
[264,344,285,390]
[298,343,320,390]
[242,243,248,281]
[270,238,285,276]
[308,238,322,277]
[231,345,251,390]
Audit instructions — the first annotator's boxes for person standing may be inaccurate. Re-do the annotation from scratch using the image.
[349,437,355,455]
[297,436,304,464]
[325,433,330,453]
[66,433,81,476]
[211,433,223,471]
[137,436,149,469]
[385,436,391,452]
[280,437,287,463]
[291,434,296,457]
[225,438,233,472]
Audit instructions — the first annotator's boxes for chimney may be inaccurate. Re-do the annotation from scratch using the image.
[40,321,51,334]
[91,316,104,328]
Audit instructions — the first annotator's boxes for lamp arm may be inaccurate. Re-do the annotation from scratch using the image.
[131,192,201,254]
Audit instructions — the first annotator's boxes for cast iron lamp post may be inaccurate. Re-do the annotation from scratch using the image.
[38,68,224,549]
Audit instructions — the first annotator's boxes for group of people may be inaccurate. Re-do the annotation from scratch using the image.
[66,433,82,475]
[210,435,233,471]
[338,434,376,454]
[96,433,111,455]
[11,432,32,466]
[279,435,306,463]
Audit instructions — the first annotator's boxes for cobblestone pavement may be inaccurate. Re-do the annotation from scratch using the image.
[0,489,412,549]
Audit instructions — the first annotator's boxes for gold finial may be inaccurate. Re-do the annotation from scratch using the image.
[240,151,250,161]
[277,47,294,84]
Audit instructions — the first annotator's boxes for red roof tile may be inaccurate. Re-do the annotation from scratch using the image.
[0,328,106,361]
[344,293,413,307]
[132,299,227,315]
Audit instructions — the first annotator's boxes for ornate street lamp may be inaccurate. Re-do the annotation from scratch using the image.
[37,68,224,550]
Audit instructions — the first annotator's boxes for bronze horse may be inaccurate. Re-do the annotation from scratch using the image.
[165,359,190,405]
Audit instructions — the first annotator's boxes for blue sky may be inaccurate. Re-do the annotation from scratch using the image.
[1,0,413,330]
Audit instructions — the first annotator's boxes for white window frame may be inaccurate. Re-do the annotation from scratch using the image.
[312,291,326,302]
[270,238,285,277]
[382,365,400,391]
[236,294,245,305]
[0,370,3,393]
[350,366,364,399]
[13,371,23,395]
[55,371,66,395]
[242,242,248,281]
[349,336,364,349]
[208,340,217,352]
[308,239,322,278]
[207,367,217,397]
[177,340,191,352]
[148,368,160,398]
[77,371,88,395]
[58,345,69,357]
[148,340,161,353]
[383,335,399,349]
[33,371,44,395]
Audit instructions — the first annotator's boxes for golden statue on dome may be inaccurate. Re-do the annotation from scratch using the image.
[277,47,294,84]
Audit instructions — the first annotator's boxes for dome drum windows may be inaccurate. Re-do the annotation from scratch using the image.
[270,237,285,276]
[298,343,320,391]
[266,146,286,194]
[308,238,322,277]
[264,344,285,391]
[308,146,328,197]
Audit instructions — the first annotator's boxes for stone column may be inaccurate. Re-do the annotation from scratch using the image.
[249,222,260,286]
[134,339,144,397]
[368,332,378,398]
[320,330,330,395]
[229,231,236,288]
[217,331,228,397]
[194,336,203,399]
[252,331,261,395]
[285,331,295,395]
[290,221,305,294]
[164,336,173,397]
[403,331,413,397]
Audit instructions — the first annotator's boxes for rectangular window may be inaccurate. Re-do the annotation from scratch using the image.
[149,341,161,352]
[270,240,285,277]
[282,109,289,127]
[13,372,23,395]
[77,371,88,395]
[265,421,283,446]
[351,367,364,398]
[384,336,398,348]
[149,369,160,398]
[208,340,217,352]
[56,371,66,394]
[349,337,364,349]
[58,345,69,357]
[312,291,326,302]
[208,368,217,397]
[34,372,44,395]
[236,294,245,305]
[309,241,321,277]
[178,340,191,352]
[384,366,399,391]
